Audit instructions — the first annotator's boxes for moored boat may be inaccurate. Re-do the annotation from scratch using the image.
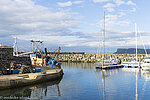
[141,58,150,70]
[95,59,117,69]
[121,23,141,68]
[121,60,140,67]
[95,12,117,69]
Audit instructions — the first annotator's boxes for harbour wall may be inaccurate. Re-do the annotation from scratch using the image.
[48,53,148,63]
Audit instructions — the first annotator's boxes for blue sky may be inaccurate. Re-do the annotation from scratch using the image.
[0,0,150,54]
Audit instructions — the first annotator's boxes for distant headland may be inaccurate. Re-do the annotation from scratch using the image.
[113,48,150,54]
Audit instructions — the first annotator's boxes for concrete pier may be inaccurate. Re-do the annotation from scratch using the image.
[0,69,63,90]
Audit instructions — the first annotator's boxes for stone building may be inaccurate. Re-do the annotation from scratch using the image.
[0,46,13,60]
[0,46,13,74]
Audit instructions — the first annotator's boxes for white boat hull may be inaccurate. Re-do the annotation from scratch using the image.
[141,58,150,70]
[95,61,117,69]
[142,64,150,70]
[121,61,140,67]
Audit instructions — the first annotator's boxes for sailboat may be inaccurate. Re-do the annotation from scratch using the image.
[95,12,116,69]
[121,23,140,67]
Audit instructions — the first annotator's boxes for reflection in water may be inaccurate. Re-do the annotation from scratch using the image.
[120,68,139,100]
[62,62,95,69]
[95,68,150,100]
[122,68,150,81]
[141,70,150,81]
[0,76,63,100]
[95,69,119,100]
[1,63,150,100]
[136,70,138,100]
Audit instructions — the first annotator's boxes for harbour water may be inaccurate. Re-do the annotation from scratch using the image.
[0,62,150,100]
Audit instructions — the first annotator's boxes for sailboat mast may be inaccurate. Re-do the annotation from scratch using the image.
[102,12,105,68]
[135,23,138,62]
[103,12,105,58]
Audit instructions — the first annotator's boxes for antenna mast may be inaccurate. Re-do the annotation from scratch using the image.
[30,40,43,53]
[13,37,18,56]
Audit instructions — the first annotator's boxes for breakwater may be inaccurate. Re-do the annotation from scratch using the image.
[48,53,148,63]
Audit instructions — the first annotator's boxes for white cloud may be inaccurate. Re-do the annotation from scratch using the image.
[103,3,115,8]
[0,0,141,53]
[106,14,118,19]
[98,14,130,29]
[107,8,115,12]
[0,0,81,43]
[118,12,126,17]
[113,0,125,6]
[130,8,136,12]
[103,3,116,12]
[58,1,84,7]
[57,1,72,7]
[126,1,136,6]
[93,0,110,3]
[73,1,84,4]
[117,20,130,26]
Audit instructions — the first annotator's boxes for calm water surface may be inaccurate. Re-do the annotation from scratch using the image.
[0,62,150,100]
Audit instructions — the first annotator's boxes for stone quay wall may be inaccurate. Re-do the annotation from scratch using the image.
[48,53,149,63]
